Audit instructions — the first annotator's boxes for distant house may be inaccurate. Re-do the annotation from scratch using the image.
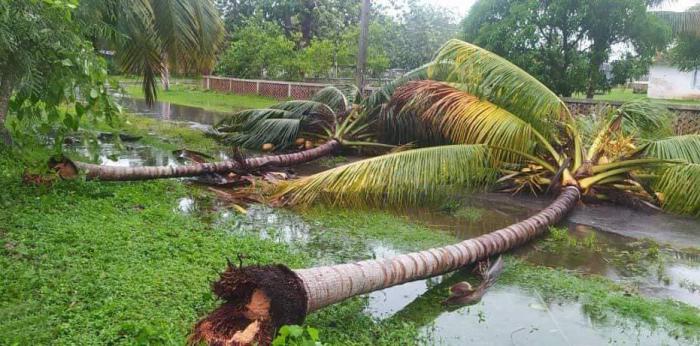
[648,63,700,100]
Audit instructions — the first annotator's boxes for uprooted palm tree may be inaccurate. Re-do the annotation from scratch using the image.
[63,86,390,180]
[190,40,700,344]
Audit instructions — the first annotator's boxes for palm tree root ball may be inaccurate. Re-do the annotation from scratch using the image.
[190,265,308,346]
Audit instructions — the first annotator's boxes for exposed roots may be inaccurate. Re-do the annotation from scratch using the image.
[189,264,308,346]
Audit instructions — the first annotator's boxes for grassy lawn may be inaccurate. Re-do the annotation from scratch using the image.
[572,87,700,106]
[120,79,277,113]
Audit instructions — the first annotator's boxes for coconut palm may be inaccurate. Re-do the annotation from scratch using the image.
[64,86,390,180]
[78,0,225,103]
[191,40,700,344]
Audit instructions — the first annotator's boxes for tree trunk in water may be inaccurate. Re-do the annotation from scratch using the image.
[190,186,581,345]
[69,139,340,181]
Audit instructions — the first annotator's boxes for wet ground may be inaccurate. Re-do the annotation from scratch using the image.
[80,100,700,345]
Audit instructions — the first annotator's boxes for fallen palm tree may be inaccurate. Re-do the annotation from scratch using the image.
[65,139,341,181]
[189,40,700,345]
[190,186,580,345]
[62,85,394,181]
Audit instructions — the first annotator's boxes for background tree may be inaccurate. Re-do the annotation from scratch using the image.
[0,0,117,146]
[581,0,669,98]
[215,17,300,79]
[462,0,669,98]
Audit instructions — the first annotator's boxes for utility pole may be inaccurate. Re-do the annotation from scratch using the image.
[356,0,370,93]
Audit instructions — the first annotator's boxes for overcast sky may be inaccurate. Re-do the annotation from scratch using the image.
[426,0,700,17]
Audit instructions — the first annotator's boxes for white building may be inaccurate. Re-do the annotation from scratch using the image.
[648,63,700,99]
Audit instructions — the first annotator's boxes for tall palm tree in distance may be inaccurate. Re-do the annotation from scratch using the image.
[79,0,224,104]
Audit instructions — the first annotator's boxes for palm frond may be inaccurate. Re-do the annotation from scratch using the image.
[432,39,571,134]
[616,100,674,139]
[311,86,353,114]
[274,144,496,207]
[642,134,700,163]
[382,81,543,161]
[215,108,290,131]
[270,100,335,122]
[655,163,700,217]
[225,118,302,149]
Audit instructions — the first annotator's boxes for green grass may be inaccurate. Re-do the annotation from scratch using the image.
[572,87,700,106]
[121,81,277,113]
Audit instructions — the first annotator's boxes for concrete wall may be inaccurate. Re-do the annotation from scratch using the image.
[648,64,700,100]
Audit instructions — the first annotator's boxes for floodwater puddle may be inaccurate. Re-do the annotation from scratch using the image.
[116,95,230,126]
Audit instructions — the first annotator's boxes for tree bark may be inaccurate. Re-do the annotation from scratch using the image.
[70,139,341,181]
[191,186,581,345]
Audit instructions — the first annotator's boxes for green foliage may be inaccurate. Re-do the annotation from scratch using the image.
[272,325,322,346]
[0,0,119,148]
[642,134,700,164]
[0,147,305,344]
[216,17,301,79]
[655,163,700,217]
[462,0,670,97]
[668,32,700,71]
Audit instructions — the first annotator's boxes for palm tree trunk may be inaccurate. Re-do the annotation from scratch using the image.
[69,139,340,181]
[190,186,581,345]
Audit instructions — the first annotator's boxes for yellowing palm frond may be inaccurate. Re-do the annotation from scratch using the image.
[383,81,545,161]
[655,163,700,217]
[642,134,700,163]
[273,144,495,207]
[432,39,571,134]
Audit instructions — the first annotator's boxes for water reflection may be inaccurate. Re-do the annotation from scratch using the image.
[117,96,230,126]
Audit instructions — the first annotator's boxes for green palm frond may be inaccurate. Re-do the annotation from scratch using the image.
[215,108,290,131]
[270,100,335,123]
[311,86,355,114]
[274,144,496,207]
[432,39,571,134]
[225,118,302,149]
[642,134,700,163]
[655,163,700,217]
[616,100,674,139]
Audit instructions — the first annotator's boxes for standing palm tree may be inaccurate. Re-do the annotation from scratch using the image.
[190,40,700,344]
[78,0,225,104]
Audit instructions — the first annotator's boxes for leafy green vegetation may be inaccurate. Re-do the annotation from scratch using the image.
[122,83,277,113]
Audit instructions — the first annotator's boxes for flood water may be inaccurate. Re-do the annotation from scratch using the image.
[116,95,229,126]
[79,99,700,345]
